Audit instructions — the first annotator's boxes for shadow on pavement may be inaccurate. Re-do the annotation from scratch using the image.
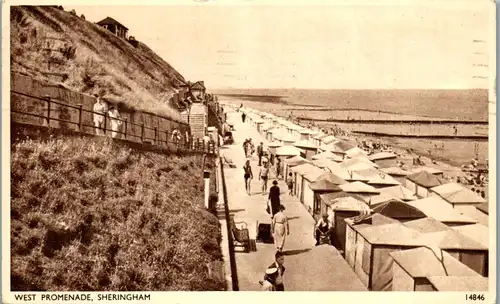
[282,248,312,256]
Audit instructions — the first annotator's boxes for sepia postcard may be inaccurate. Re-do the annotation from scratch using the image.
[1,0,496,303]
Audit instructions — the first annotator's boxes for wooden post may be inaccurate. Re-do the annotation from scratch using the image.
[77,104,83,131]
[124,118,128,139]
[165,130,169,145]
[141,123,145,142]
[103,113,107,135]
[154,127,158,145]
[45,96,51,126]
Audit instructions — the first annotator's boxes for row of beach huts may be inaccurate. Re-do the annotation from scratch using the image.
[224,103,490,292]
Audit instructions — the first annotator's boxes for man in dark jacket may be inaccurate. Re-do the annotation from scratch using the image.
[267,251,285,291]
[257,142,264,166]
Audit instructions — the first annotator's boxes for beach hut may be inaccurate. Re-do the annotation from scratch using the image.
[321,135,338,147]
[267,141,283,164]
[370,199,426,222]
[380,167,412,185]
[283,155,310,182]
[302,166,329,213]
[378,185,418,201]
[298,128,314,141]
[354,168,401,189]
[294,140,319,160]
[311,158,331,170]
[334,140,357,152]
[266,127,278,141]
[275,145,302,157]
[368,152,398,168]
[312,133,327,147]
[309,179,342,220]
[415,230,489,276]
[260,123,273,135]
[342,157,379,170]
[390,247,483,291]
[345,147,369,159]
[426,276,488,292]
[344,222,424,290]
[405,196,478,226]
[326,161,370,183]
[406,171,446,198]
[430,183,487,209]
[339,181,381,202]
[319,192,370,251]
[322,142,348,157]
[411,166,444,178]
[255,120,265,133]
[312,150,343,162]
[291,163,318,199]
[459,203,489,227]
[403,217,450,234]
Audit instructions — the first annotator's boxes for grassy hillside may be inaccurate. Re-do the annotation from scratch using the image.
[11,136,224,291]
[10,6,185,121]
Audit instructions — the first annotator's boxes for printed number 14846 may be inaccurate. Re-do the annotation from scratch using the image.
[466,294,485,301]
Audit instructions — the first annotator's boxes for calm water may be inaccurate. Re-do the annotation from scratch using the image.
[213,88,488,121]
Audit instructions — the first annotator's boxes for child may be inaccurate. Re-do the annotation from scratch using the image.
[286,173,294,195]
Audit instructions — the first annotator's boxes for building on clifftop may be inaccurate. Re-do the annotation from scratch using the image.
[96,17,129,39]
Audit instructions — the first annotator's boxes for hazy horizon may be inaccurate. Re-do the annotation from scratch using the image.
[63,1,494,90]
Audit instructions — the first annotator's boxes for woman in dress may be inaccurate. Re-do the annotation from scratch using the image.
[243,160,253,195]
[272,205,289,253]
[92,95,108,135]
[108,106,123,139]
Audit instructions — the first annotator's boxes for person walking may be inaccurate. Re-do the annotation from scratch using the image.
[93,95,108,135]
[248,139,255,156]
[286,173,294,195]
[272,205,289,253]
[243,160,253,195]
[257,142,264,166]
[268,180,281,217]
[242,112,246,123]
[261,268,278,291]
[108,106,123,139]
[259,161,270,195]
[243,139,249,157]
[267,251,286,291]
[276,157,282,179]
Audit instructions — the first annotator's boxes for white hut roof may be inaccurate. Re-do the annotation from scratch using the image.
[321,192,370,212]
[368,151,397,161]
[403,217,450,234]
[313,133,328,140]
[342,157,379,170]
[267,141,283,148]
[312,151,340,161]
[326,161,369,182]
[415,229,487,250]
[339,181,380,194]
[294,140,319,149]
[356,223,423,246]
[291,163,319,175]
[322,135,338,145]
[276,145,302,157]
[431,183,486,205]
[379,185,417,201]
[345,147,369,159]
[304,166,328,182]
[452,224,489,248]
[390,247,481,278]
[427,276,488,292]
[381,167,412,176]
[284,155,308,164]
[354,168,401,186]
[405,197,478,224]
[411,166,444,175]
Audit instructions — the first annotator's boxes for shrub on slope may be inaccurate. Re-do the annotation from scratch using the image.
[11,6,185,121]
[11,136,224,291]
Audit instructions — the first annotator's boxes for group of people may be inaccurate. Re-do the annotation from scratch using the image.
[93,95,123,138]
[243,138,255,158]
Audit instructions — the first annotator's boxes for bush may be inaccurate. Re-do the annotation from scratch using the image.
[11,137,224,291]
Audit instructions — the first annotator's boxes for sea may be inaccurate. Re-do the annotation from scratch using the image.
[212,88,489,121]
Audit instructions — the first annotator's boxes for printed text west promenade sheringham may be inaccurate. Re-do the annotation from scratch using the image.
[98,293,151,301]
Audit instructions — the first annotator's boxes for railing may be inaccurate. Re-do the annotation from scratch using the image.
[11,90,218,154]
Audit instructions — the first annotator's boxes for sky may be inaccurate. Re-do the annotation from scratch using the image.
[64,0,493,90]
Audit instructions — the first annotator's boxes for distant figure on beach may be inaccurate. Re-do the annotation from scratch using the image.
[93,95,108,135]
[242,112,247,123]
[268,180,281,217]
[272,204,289,253]
[259,161,270,194]
[286,173,294,195]
[108,106,123,139]
[243,160,253,195]
[276,157,282,179]
[257,142,264,166]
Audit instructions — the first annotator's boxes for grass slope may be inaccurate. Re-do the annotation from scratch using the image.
[11,136,224,291]
[11,6,185,121]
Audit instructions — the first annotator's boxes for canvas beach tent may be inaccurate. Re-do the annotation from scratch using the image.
[426,276,488,292]
[389,247,483,291]
[344,222,424,290]
[309,179,343,221]
[339,181,381,202]
[411,166,444,178]
[312,150,343,162]
[319,192,370,252]
[342,157,379,170]
[403,217,450,234]
[325,160,369,182]
[405,196,478,226]
[283,155,310,181]
[275,145,302,157]
[380,166,412,184]
[293,139,319,160]
[345,146,369,159]
[311,158,332,170]
[406,171,446,198]
[414,229,489,276]
[312,133,328,147]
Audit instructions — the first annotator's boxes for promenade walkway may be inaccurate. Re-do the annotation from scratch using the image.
[220,109,367,291]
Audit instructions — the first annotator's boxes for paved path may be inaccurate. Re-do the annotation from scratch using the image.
[221,109,367,291]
